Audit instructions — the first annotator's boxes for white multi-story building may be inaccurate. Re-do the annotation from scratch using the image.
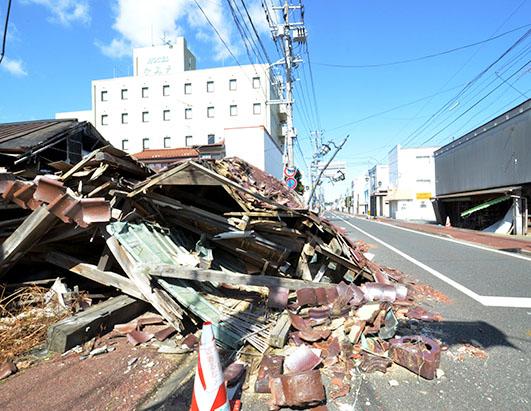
[57,37,284,178]
[386,145,439,221]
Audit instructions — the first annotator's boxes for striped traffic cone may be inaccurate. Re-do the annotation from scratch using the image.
[190,322,230,411]
[445,216,451,228]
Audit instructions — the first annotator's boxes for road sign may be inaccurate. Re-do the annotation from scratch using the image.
[284,166,297,178]
[285,177,297,190]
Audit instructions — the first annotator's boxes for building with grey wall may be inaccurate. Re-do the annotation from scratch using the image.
[433,99,530,234]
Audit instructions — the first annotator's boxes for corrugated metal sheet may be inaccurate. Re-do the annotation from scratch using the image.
[434,99,531,196]
[106,222,241,348]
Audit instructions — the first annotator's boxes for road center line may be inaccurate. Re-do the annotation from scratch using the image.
[334,214,531,309]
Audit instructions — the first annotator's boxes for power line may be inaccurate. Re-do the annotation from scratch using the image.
[418,60,530,146]
[403,44,531,147]
[399,28,531,147]
[0,0,12,65]
[238,0,272,64]
[313,24,531,69]
[494,71,529,98]
[326,82,466,132]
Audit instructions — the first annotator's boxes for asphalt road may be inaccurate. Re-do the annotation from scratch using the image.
[326,212,530,411]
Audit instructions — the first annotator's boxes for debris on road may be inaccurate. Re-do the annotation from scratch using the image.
[0,133,459,408]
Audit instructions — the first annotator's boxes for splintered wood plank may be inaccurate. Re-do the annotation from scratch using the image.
[146,264,334,291]
[44,251,144,300]
[0,205,58,277]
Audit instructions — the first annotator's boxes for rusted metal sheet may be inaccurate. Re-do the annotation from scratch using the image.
[47,193,78,223]
[254,355,284,393]
[126,330,154,346]
[406,306,443,321]
[359,352,392,373]
[66,198,111,227]
[33,176,66,204]
[0,359,17,380]
[284,345,321,373]
[389,335,441,380]
[270,369,325,408]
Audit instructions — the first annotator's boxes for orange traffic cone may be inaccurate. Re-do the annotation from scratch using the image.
[445,216,451,228]
[190,322,230,411]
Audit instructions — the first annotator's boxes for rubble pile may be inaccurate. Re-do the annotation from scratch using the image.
[0,134,444,407]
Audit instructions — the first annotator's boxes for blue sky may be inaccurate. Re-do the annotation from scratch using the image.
[0,0,530,199]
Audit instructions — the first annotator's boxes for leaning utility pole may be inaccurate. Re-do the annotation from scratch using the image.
[308,135,349,207]
[265,1,306,168]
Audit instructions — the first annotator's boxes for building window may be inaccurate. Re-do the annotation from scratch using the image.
[230,105,238,116]
[206,80,214,93]
[121,89,128,100]
[185,135,193,146]
[101,114,108,125]
[142,111,149,122]
[121,113,128,124]
[252,77,260,89]
[163,109,170,121]
[185,108,192,119]
[253,103,261,115]
[142,138,150,150]
[208,134,215,144]
[207,106,215,118]
[416,155,430,159]
[229,79,237,91]
[142,87,149,98]
[163,85,170,96]
[164,136,171,148]
[416,179,431,183]
[184,82,192,94]
[100,90,108,101]
[121,139,128,150]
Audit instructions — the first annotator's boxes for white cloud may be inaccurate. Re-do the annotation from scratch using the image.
[24,0,90,26]
[1,58,28,77]
[95,38,131,59]
[98,0,271,62]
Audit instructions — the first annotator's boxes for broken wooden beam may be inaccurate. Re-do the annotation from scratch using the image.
[143,264,335,291]
[104,233,186,332]
[44,251,144,301]
[47,295,147,353]
[0,205,57,277]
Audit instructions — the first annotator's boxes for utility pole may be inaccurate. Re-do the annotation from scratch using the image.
[308,135,349,208]
[265,1,306,168]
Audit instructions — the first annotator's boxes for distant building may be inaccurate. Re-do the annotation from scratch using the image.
[368,164,389,217]
[350,175,369,214]
[386,145,439,221]
[433,99,530,235]
[57,37,284,178]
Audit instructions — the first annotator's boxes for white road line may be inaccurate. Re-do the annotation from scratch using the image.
[346,214,531,262]
[334,214,531,309]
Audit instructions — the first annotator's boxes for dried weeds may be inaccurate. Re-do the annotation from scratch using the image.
[0,285,70,361]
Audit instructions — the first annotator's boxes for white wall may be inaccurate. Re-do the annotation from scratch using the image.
[387,145,439,221]
[56,39,284,177]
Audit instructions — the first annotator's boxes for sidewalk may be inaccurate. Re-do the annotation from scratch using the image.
[350,214,531,254]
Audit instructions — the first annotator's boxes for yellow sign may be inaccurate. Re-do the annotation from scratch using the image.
[416,192,432,200]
